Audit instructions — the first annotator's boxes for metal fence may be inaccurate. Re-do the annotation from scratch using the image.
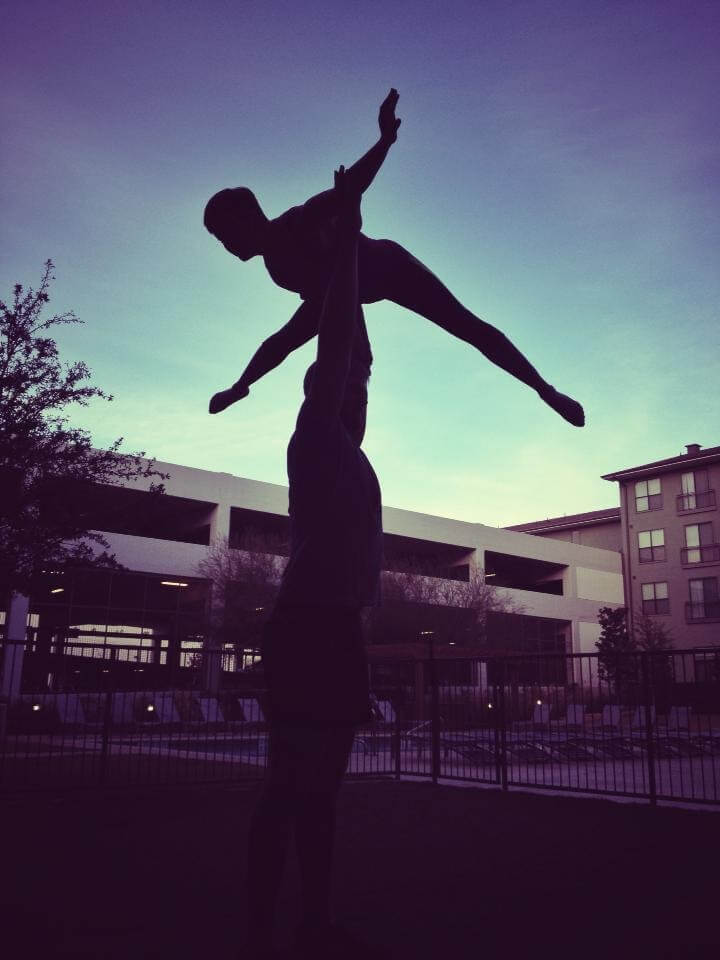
[1,639,719,805]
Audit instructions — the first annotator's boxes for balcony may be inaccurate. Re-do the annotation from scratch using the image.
[681,544,720,566]
[686,600,720,622]
[677,490,717,513]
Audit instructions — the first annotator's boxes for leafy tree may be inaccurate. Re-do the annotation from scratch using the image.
[0,260,167,597]
[595,606,638,693]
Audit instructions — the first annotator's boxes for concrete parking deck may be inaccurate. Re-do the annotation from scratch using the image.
[1,778,718,958]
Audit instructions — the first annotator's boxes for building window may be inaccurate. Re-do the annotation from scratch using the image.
[687,577,720,621]
[635,478,662,512]
[638,529,665,563]
[641,582,669,615]
[683,522,719,564]
[678,470,715,511]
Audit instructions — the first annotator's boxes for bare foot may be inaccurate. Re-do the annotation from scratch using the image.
[539,385,585,427]
[209,382,249,414]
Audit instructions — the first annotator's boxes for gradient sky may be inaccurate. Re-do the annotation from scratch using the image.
[3,0,719,527]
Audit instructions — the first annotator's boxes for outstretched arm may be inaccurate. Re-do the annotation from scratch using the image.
[208,300,321,413]
[302,89,400,226]
[233,300,321,392]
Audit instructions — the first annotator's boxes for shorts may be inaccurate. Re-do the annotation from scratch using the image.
[260,604,372,729]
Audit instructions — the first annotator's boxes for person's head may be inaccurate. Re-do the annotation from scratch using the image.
[303,361,370,447]
[203,187,267,260]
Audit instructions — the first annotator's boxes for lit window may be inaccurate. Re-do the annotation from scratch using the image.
[638,529,665,562]
[688,577,720,620]
[684,522,714,563]
[679,470,711,511]
[641,582,669,614]
[635,478,662,512]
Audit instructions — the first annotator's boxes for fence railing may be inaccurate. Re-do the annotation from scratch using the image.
[1,640,719,805]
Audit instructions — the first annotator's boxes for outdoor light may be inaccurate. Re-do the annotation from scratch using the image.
[146,705,155,712]
[32,704,41,712]
[537,699,542,705]
[160,581,188,588]
[51,588,64,594]
[485,573,496,578]
[449,641,456,645]
[488,703,493,709]
[255,607,264,612]
[420,630,434,636]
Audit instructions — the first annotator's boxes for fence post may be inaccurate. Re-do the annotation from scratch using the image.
[99,688,113,786]
[430,644,441,785]
[641,653,657,806]
[499,659,509,791]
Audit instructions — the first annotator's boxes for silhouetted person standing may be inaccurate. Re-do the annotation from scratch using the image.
[205,89,584,427]
[244,168,382,959]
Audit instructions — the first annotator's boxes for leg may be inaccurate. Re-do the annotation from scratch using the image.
[367,240,584,426]
[245,725,299,951]
[292,725,356,931]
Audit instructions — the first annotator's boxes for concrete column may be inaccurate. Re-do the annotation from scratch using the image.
[209,499,231,545]
[1,593,30,702]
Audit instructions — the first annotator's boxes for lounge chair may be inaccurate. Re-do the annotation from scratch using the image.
[600,704,623,735]
[564,703,586,734]
[237,696,265,725]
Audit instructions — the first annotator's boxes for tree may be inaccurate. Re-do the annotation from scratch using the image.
[632,609,674,694]
[196,529,287,659]
[632,611,673,652]
[0,260,167,596]
[372,558,520,648]
[595,606,638,693]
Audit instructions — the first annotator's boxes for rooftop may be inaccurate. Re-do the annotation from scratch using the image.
[602,443,720,482]
[505,507,621,534]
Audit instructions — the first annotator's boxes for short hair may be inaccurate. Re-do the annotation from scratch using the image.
[203,187,262,237]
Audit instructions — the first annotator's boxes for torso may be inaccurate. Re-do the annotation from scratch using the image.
[276,403,383,608]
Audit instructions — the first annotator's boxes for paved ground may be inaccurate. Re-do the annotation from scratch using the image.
[1,777,718,959]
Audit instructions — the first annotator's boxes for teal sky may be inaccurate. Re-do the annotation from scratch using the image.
[3,0,719,527]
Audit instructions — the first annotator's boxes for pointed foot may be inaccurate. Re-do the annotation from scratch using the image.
[540,385,585,427]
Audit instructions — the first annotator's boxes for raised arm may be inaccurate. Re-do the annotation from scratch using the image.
[305,167,362,421]
[302,89,401,226]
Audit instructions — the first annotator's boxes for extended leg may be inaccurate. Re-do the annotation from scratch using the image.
[373,240,584,426]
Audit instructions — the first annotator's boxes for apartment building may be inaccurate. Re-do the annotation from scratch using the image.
[601,443,720,647]
[509,443,720,651]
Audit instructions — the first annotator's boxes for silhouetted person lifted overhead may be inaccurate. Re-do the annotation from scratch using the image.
[204,88,584,427]
[244,169,383,959]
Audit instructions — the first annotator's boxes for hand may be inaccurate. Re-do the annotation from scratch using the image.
[378,88,401,144]
[333,165,362,235]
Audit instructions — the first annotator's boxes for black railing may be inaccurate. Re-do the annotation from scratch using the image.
[685,600,720,621]
[677,490,717,512]
[681,544,720,565]
[2,642,719,806]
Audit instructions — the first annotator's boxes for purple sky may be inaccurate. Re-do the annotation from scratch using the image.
[3,0,719,526]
